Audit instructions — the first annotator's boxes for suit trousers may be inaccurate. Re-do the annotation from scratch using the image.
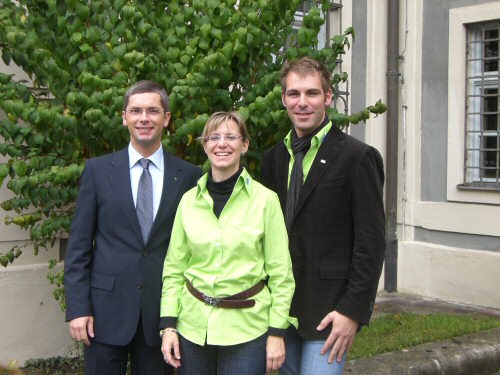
[84,317,173,375]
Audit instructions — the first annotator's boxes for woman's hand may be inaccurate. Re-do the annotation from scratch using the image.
[161,329,182,369]
[266,335,285,373]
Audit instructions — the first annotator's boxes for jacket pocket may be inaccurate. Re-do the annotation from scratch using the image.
[326,175,345,187]
[320,265,350,280]
[90,272,115,291]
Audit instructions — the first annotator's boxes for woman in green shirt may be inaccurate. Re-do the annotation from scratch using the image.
[160,111,296,375]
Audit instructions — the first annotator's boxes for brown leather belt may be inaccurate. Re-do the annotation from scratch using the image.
[186,280,266,309]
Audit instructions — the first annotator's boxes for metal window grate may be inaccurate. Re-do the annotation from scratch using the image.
[463,21,500,190]
[297,0,315,13]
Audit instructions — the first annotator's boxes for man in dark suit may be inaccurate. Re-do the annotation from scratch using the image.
[261,57,385,375]
[64,80,202,375]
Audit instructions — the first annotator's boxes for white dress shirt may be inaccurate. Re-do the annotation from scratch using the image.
[128,144,164,220]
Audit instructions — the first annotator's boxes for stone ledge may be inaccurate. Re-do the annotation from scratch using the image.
[344,327,500,375]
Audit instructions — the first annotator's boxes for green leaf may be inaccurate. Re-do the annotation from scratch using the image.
[236,27,247,43]
[79,43,91,53]
[1,49,12,66]
[238,107,250,121]
[173,63,188,78]
[180,55,191,67]
[200,23,211,38]
[12,160,28,177]
[76,3,90,19]
[33,134,45,146]
[0,164,8,187]
[28,175,39,187]
[72,32,83,43]
[0,72,11,84]
[0,164,8,179]
[211,28,222,41]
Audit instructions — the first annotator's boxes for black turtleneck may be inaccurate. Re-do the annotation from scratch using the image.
[207,167,243,218]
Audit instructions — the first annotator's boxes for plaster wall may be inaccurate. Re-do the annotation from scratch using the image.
[399,241,500,309]
[0,264,73,367]
[361,0,500,304]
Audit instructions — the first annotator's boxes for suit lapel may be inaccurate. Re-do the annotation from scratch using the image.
[107,148,144,243]
[147,150,184,243]
[292,126,345,222]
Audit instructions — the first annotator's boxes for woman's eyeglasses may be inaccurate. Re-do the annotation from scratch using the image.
[205,134,244,143]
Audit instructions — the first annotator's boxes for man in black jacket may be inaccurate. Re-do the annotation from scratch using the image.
[261,57,385,375]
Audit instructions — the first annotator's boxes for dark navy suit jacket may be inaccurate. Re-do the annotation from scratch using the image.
[261,125,385,340]
[64,147,201,347]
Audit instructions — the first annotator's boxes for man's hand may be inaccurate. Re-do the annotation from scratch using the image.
[69,316,94,346]
[266,335,285,373]
[161,331,181,369]
[316,311,358,363]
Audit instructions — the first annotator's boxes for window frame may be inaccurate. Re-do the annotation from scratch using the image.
[464,21,500,186]
[447,3,500,204]
[292,0,329,49]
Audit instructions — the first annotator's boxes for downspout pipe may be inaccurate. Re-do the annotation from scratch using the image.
[384,0,400,292]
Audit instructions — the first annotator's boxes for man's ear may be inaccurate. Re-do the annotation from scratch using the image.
[163,112,171,129]
[324,89,333,107]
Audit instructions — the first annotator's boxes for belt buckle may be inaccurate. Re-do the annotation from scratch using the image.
[202,293,220,307]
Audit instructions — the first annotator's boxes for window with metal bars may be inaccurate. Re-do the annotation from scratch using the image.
[297,0,315,13]
[464,21,500,189]
[293,1,324,42]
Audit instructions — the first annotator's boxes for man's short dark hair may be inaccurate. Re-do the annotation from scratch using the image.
[281,57,332,94]
[123,80,170,112]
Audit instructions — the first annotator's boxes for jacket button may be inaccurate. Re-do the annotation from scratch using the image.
[136,283,143,289]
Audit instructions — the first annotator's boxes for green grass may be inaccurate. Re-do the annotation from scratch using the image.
[16,312,500,374]
[348,312,500,360]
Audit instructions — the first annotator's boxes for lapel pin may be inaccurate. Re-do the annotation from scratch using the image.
[320,159,326,164]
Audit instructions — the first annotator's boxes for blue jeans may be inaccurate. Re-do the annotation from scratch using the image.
[280,326,346,375]
[177,333,267,375]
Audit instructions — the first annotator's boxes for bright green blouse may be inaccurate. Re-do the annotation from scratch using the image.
[160,168,296,346]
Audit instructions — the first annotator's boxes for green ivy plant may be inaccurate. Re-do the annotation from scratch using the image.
[0,0,385,309]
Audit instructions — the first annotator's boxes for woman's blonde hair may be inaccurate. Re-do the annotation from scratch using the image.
[200,111,250,143]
